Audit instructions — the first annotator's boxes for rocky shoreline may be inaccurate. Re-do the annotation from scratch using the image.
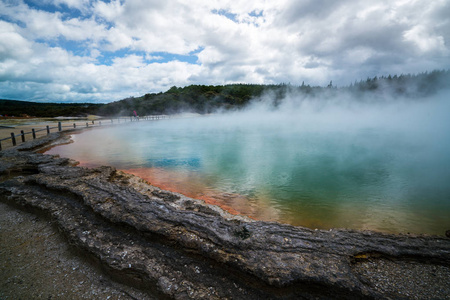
[1,131,450,299]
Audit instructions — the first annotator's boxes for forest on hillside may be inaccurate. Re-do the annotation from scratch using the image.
[1,70,448,117]
[98,70,450,116]
[0,100,101,118]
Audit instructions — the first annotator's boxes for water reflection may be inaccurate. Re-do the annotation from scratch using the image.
[46,106,450,235]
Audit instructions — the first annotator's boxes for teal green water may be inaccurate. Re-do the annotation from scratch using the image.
[46,105,450,235]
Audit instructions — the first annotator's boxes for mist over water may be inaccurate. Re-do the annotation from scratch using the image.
[46,90,450,235]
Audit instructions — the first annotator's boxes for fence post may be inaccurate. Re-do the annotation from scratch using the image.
[32,128,36,139]
[73,123,76,128]
[20,130,25,142]
[92,120,94,124]
[86,122,89,127]
[10,133,16,146]
[58,122,62,131]
[0,141,2,151]
[46,125,50,135]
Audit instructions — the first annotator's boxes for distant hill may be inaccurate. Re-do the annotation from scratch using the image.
[97,83,303,116]
[99,69,450,116]
[2,70,448,117]
[0,100,102,118]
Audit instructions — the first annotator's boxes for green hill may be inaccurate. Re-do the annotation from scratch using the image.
[97,83,319,116]
[99,69,450,116]
[0,100,102,118]
[2,70,448,118]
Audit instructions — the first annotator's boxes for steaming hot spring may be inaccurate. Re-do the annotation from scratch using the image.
[45,95,450,235]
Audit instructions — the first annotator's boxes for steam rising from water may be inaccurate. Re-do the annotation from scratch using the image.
[47,90,450,235]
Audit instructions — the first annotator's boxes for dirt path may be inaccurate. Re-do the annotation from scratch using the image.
[0,202,156,300]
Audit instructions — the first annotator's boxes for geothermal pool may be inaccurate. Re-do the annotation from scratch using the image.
[46,99,450,235]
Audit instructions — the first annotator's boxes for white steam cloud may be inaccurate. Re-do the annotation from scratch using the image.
[48,89,450,234]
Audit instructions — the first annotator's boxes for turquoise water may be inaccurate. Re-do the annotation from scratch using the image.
[46,100,450,235]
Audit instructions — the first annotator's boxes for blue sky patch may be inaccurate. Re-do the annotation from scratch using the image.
[211,9,238,22]
[249,10,263,18]
[37,37,91,57]
[0,14,26,28]
[24,0,86,19]
[94,47,202,66]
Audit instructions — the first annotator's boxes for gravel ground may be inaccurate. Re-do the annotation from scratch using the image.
[0,202,157,300]
[352,256,450,299]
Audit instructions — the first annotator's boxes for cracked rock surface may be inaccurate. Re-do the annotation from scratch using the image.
[1,133,450,299]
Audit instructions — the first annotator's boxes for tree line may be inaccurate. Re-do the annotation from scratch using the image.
[1,70,448,117]
[0,100,102,118]
[99,69,449,116]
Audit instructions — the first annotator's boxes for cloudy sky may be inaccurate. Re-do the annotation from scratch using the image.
[0,0,449,103]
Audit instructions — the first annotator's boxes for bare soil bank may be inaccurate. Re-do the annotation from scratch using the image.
[1,131,450,299]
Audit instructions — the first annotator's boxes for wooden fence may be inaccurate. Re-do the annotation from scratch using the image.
[0,115,167,151]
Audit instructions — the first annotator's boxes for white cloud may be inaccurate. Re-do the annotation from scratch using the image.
[404,25,447,54]
[93,0,124,22]
[54,0,91,11]
[0,0,449,102]
[0,21,33,61]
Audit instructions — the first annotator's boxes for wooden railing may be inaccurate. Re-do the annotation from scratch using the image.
[0,115,168,151]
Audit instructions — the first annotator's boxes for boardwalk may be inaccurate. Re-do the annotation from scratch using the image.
[0,115,167,150]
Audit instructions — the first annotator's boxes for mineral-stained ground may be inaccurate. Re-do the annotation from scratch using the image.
[1,131,449,299]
